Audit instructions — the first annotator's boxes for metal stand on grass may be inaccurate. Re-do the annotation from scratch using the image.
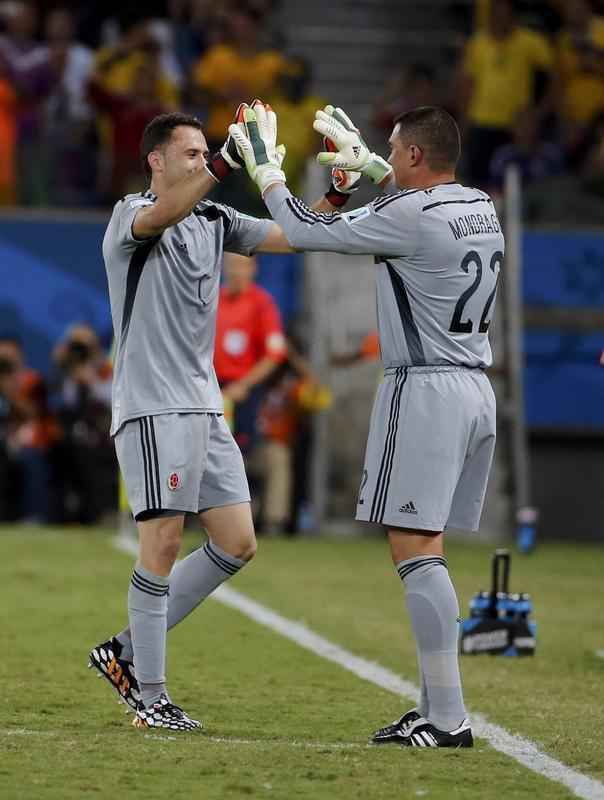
[503,165,538,553]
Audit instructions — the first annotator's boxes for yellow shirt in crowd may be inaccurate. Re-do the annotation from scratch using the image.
[557,16,604,125]
[269,93,324,195]
[93,48,179,107]
[463,27,553,128]
[192,45,288,142]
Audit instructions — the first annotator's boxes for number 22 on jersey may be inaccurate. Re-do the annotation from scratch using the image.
[449,250,503,334]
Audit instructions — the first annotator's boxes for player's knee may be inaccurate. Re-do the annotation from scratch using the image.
[157,525,182,563]
[237,535,257,563]
[158,537,181,565]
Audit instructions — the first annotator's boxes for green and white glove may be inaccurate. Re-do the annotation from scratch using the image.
[313,105,393,185]
[228,101,286,195]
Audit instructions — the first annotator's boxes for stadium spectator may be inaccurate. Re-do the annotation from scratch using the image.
[556,0,604,133]
[0,336,58,522]
[0,57,17,205]
[577,110,604,195]
[0,340,22,521]
[191,3,287,214]
[92,19,179,106]
[158,0,228,85]
[0,1,54,205]
[88,52,169,201]
[488,109,564,195]
[166,1,210,78]
[269,56,325,195]
[257,339,331,534]
[190,3,287,149]
[91,19,179,200]
[472,0,563,34]
[331,329,381,367]
[215,252,287,457]
[51,324,115,524]
[457,0,554,187]
[41,8,98,206]
[372,64,441,135]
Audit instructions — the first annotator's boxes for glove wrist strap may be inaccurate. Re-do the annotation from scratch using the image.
[206,152,231,182]
[324,186,351,207]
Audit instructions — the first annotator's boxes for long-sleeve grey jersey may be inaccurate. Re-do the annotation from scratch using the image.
[104,191,272,435]
[265,183,504,369]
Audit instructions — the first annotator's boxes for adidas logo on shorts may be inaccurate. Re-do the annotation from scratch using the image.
[399,500,418,514]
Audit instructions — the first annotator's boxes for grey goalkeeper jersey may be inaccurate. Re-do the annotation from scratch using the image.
[104,191,272,435]
[265,183,504,369]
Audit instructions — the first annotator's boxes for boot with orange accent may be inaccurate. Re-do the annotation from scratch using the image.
[88,637,140,712]
[132,694,201,732]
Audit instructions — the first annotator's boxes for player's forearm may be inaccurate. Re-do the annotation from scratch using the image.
[136,169,216,236]
[241,355,284,390]
[263,184,345,252]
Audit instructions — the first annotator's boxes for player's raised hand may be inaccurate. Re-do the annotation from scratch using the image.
[314,104,392,185]
[229,102,287,195]
[206,102,248,181]
[323,135,361,206]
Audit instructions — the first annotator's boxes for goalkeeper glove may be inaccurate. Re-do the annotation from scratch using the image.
[206,103,247,182]
[229,101,286,195]
[323,135,361,207]
[313,105,393,185]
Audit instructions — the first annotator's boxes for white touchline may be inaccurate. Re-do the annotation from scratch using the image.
[214,585,604,800]
[596,650,604,660]
[114,537,604,800]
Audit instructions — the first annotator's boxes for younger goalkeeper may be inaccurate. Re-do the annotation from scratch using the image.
[89,102,360,732]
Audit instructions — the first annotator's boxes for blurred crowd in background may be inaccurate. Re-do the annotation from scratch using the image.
[3,0,604,529]
[0,0,322,215]
[0,0,602,217]
[375,0,604,223]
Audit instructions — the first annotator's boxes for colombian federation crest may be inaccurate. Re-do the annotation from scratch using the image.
[168,472,181,491]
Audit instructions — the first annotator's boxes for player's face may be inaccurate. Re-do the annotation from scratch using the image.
[387,124,419,188]
[160,126,209,188]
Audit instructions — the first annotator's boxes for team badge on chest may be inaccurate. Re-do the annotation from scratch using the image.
[168,472,181,491]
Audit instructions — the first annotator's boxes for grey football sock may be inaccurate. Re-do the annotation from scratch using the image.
[397,555,466,732]
[416,648,429,719]
[117,540,245,663]
[128,564,169,708]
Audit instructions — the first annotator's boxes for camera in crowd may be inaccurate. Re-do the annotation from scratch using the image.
[59,340,95,371]
[0,355,17,378]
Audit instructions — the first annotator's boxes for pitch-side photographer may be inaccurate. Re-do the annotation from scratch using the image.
[0,337,58,522]
[52,324,115,524]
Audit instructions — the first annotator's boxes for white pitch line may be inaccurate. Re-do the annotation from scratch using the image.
[0,729,360,751]
[113,536,604,800]
[205,736,365,750]
[214,585,604,800]
[595,650,604,660]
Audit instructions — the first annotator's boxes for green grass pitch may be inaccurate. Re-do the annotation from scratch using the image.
[0,526,602,799]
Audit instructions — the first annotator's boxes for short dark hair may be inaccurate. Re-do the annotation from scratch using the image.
[140,113,204,178]
[393,106,461,172]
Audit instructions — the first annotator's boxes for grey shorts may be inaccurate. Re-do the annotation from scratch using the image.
[114,413,250,518]
[356,366,496,532]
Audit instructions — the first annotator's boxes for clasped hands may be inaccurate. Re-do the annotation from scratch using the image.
[219,98,392,197]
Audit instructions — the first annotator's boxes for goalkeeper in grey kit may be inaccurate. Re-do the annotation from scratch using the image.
[231,102,504,748]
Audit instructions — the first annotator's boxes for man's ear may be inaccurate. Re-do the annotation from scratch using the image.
[148,150,162,173]
[409,144,423,167]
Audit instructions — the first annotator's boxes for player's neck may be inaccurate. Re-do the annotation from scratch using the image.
[403,172,457,191]
[149,179,162,197]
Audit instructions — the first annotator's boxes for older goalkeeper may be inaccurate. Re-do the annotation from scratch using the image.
[231,101,503,750]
